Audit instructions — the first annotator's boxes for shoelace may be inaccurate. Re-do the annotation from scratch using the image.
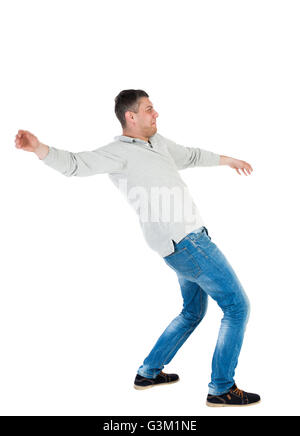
[160,371,171,380]
[232,386,244,398]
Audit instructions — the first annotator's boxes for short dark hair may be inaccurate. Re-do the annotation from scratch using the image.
[114,89,149,128]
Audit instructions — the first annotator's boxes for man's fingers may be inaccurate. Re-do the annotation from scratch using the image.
[245,165,253,175]
[15,138,22,148]
[18,129,32,138]
[245,162,253,172]
[232,160,253,175]
[16,130,28,147]
[239,165,254,175]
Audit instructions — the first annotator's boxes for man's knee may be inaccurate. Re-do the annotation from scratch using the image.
[229,294,251,324]
[180,306,207,325]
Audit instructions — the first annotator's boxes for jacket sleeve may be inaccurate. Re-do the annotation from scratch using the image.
[163,135,220,170]
[41,145,127,177]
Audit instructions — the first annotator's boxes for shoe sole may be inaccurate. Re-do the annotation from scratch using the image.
[206,400,261,407]
[134,378,180,390]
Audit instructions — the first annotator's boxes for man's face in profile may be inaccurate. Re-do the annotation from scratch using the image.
[131,97,159,137]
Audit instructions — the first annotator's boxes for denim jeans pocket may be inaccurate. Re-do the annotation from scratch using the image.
[164,246,202,278]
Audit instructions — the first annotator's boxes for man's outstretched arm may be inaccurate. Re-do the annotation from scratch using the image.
[163,134,253,175]
[15,130,126,177]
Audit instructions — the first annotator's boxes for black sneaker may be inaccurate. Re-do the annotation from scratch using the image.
[206,383,261,407]
[134,371,179,390]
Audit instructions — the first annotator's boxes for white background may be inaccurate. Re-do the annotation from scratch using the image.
[1,0,299,417]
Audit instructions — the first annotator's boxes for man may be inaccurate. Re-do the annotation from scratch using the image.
[15,89,260,407]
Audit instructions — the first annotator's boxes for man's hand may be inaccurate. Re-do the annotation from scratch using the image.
[15,130,49,159]
[220,155,253,176]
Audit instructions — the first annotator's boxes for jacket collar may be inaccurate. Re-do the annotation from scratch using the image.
[114,134,157,145]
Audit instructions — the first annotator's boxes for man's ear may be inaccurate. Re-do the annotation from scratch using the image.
[125,110,135,126]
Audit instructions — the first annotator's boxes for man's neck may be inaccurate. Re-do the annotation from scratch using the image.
[122,130,149,142]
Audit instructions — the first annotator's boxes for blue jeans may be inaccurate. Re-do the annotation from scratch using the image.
[137,226,250,395]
